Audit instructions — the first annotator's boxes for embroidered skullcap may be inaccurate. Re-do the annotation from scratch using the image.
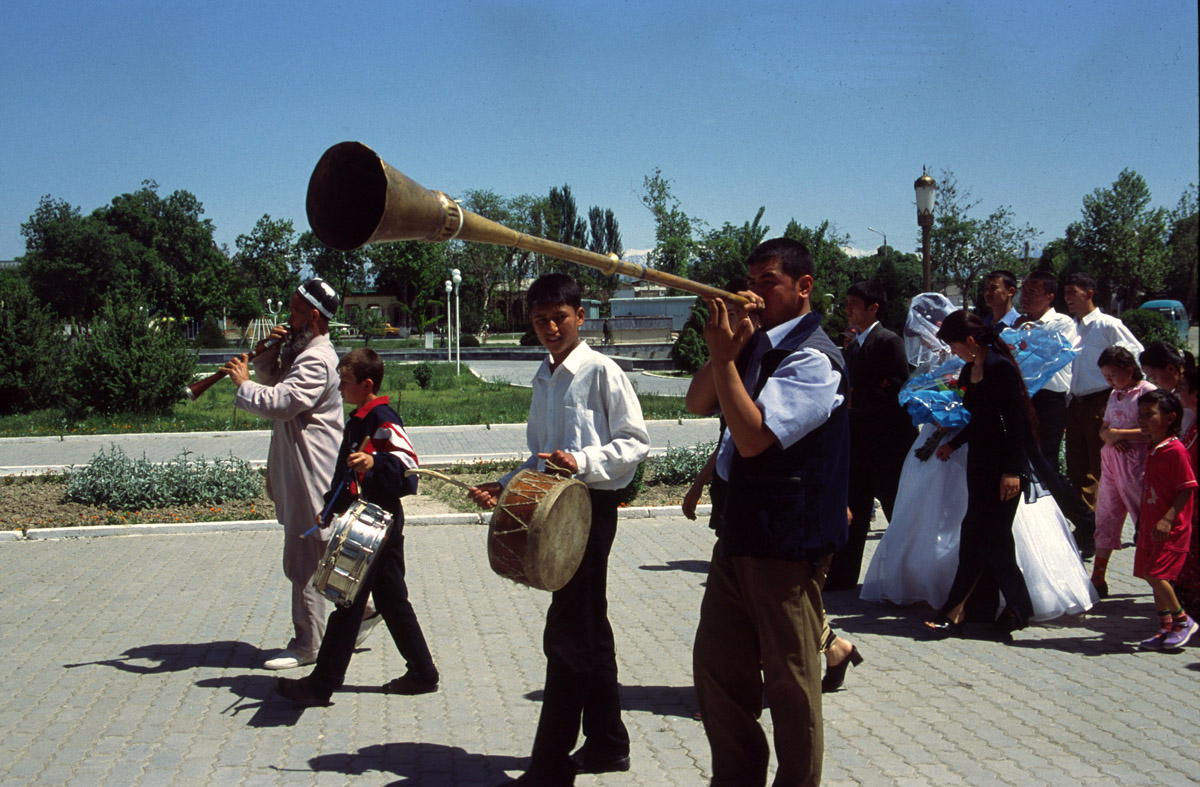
[297,278,339,319]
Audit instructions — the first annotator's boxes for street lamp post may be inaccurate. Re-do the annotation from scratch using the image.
[867,226,888,261]
[451,268,462,376]
[914,168,937,292]
[444,280,453,362]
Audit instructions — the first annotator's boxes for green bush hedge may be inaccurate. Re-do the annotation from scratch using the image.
[66,445,262,509]
[1120,308,1180,349]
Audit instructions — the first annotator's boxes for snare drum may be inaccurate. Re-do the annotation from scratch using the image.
[313,500,393,608]
[488,469,592,591]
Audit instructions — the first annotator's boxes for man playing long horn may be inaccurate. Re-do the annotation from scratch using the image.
[223,278,344,670]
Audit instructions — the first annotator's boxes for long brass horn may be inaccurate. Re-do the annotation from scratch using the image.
[305,141,748,305]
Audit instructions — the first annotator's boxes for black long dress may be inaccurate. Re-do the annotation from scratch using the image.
[940,350,1036,627]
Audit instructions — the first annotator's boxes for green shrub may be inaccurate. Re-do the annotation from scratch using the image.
[196,316,227,348]
[68,302,195,417]
[648,440,718,486]
[0,275,67,414]
[672,301,709,373]
[615,461,645,506]
[460,334,481,348]
[65,445,262,509]
[413,361,435,389]
[1120,308,1180,349]
[519,329,541,346]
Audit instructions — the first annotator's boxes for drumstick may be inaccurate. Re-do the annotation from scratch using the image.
[301,436,373,539]
[404,468,475,491]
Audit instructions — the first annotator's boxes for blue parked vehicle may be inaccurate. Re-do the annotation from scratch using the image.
[1138,299,1190,344]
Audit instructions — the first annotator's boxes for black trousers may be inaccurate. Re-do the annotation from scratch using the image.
[825,428,914,591]
[1031,389,1067,472]
[941,473,1035,627]
[528,488,628,780]
[309,523,436,697]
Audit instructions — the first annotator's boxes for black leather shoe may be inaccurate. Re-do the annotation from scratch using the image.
[274,676,332,707]
[383,670,439,695]
[569,748,631,774]
[821,644,864,693]
[924,615,965,638]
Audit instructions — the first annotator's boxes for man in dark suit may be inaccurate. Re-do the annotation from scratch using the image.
[825,280,917,591]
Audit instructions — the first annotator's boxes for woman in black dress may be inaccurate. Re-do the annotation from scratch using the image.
[926,310,1037,634]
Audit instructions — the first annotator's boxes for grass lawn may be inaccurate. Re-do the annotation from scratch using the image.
[0,362,694,437]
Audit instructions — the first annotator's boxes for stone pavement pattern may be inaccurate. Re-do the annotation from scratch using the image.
[1,520,1198,785]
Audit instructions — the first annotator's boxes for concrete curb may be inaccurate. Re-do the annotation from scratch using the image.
[3,504,713,541]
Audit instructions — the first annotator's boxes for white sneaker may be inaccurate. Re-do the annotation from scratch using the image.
[264,648,316,670]
[356,613,383,648]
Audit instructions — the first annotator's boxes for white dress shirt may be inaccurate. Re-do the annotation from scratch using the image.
[715,314,844,481]
[1070,308,1144,397]
[502,340,649,490]
[1021,307,1077,394]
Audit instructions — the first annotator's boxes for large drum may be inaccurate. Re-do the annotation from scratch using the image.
[488,469,592,591]
[313,500,393,608]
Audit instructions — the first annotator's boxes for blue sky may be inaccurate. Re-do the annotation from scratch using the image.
[2,1,1197,265]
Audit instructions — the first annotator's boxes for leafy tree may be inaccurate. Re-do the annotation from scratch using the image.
[452,190,526,332]
[19,197,151,325]
[67,300,195,416]
[585,205,625,301]
[1164,184,1198,316]
[96,182,232,319]
[368,240,448,333]
[641,168,701,289]
[868,247,923,333]
[347,305,386,344]
[0,274,67,413]
[693,207,769,287]
[1063,168,1169,309]
[927,168,1038,307]
[233,214,299,311]
[296,231,369,305]
[671,301,711,373]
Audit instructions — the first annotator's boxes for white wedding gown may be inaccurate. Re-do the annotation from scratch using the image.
[860,424,1097,621]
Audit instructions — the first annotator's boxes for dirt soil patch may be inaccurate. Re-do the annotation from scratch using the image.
[0,473,705,531]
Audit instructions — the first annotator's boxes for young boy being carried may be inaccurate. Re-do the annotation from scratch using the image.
[469,273,650,787]
[275,348,439,705]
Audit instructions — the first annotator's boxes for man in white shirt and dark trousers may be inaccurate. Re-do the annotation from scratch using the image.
[469,273,650,787]
[1063,272,1143,543]
[1018,270,1097,556]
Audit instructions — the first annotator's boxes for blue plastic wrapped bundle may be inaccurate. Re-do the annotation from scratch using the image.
[896,305,1078,429]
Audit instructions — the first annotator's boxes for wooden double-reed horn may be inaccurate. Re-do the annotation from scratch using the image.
[305,141,748,305]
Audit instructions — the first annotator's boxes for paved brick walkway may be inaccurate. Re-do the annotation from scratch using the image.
[1,518,1197,785]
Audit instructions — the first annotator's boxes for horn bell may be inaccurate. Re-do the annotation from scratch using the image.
[306,141,460,251]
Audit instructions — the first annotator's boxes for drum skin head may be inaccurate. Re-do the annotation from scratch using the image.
[489,469,592,591]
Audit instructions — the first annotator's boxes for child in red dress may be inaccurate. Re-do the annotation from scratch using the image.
[1133,389,1198,650]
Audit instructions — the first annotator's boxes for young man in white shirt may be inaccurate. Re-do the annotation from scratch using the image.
[983,270,1022,329]
[1063,271,1144,516]
[469,273,649,787]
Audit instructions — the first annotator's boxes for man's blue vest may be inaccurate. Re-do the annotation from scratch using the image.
[721,312,851,561]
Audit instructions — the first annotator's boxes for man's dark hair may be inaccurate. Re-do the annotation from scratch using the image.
[527,273,581,311]
[1023,270,1059,297]
[745,238,814,281]
[1065,272,1097,295]
[986,270,1018,292]
[1138,388,1185,436]
[847,280,887,312]
[338,347,385,394]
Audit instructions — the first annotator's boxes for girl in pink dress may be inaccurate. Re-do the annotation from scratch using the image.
[1091,345,1156,597]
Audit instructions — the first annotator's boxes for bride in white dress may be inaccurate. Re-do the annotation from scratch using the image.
[860,295,1097,621]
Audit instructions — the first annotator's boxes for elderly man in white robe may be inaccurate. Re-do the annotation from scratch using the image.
[224,278,344,670]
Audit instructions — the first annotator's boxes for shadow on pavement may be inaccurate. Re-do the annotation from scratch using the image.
[522,684,698,720]
[305,742,525,785]
[194,674,307,728]
[63,639,265,673]
[638,559,709,574]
